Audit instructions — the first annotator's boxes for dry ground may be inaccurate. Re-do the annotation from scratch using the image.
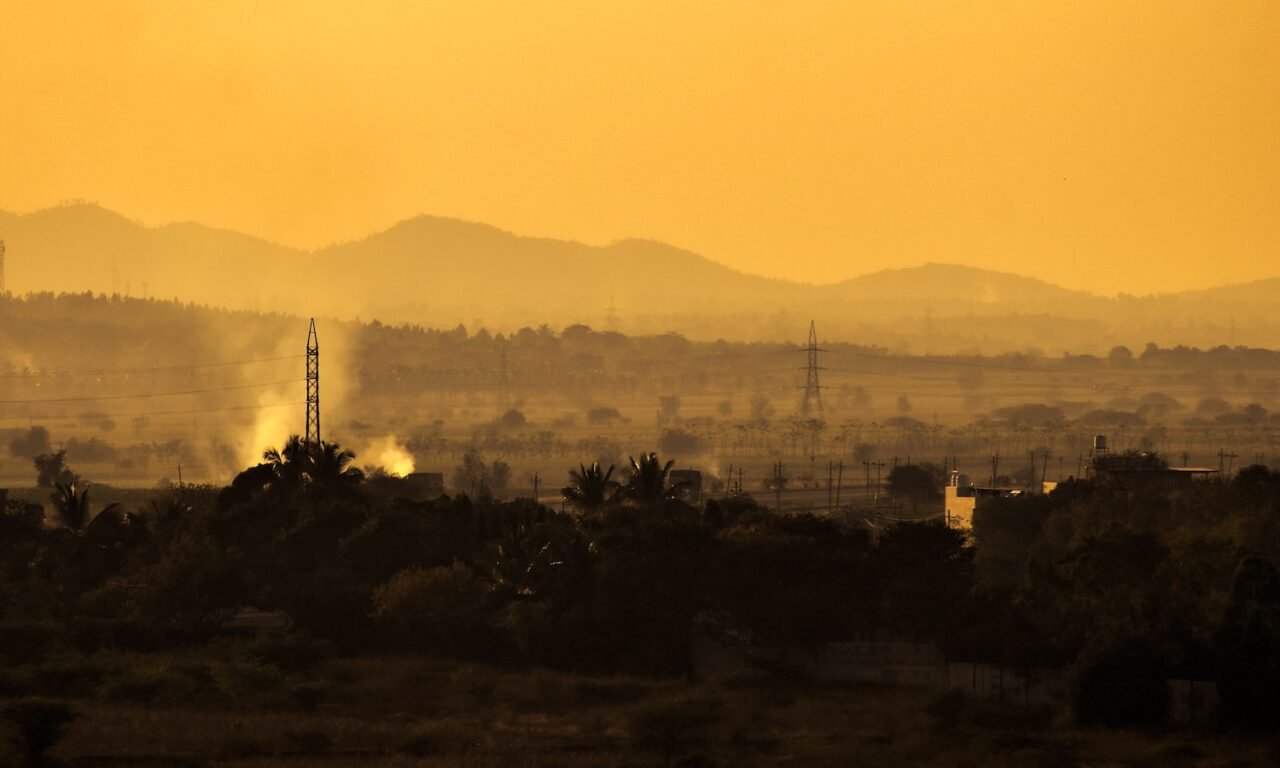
[1,651,1274,767]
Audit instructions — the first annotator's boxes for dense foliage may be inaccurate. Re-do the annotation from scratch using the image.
[1,433,1279,731]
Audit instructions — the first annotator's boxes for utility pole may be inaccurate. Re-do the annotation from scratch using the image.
[874,461,885,502]
[532,472,539,502]
[990,453,1000,488]
[799,321,824,418]
[835,461,844,509]
[773,461,784,511]
[1218,450,1238,477]
[305,319,320,448]
[827,460,834,514]
[863,460,873,501]
[0,240,6,296]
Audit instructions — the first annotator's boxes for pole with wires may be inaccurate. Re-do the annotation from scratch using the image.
[306,319,320,448]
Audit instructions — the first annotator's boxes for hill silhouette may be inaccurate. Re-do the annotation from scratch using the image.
[2,203,1278,351]
[825,263,1089,304]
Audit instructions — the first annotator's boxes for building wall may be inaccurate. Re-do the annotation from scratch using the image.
[946,663,1064,707]
[944,486,976,529]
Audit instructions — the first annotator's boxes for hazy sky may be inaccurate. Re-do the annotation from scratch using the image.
[2,1,1277,295]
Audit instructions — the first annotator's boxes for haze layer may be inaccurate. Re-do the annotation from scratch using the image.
[2,1,1278,295]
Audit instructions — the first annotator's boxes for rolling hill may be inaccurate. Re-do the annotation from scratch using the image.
[1,203,1278,351]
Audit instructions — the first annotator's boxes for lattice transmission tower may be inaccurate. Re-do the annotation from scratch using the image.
[799,320,824,418]
[305,318,320,447]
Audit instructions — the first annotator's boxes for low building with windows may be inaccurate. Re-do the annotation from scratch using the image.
[944,472,1024,529]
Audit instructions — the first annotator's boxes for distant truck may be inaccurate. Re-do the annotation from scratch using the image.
[668,469,703,504]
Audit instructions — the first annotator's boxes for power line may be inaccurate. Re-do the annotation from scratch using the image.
[0,379,302,405]
[0,354,305,380]
[0,400,306,422]
[824,348,1059,374]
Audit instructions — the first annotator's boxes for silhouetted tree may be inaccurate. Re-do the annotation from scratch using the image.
[3,699,76,768]
[887,463,943,511]
[51,480,94,530]
[373,563,492,655]
[562,462,617,514]
[1107,345,1135,369]
[620,453,684,505]
[308,440,365,495]
[1217,556,1280,728]
[1071,636,1170,727]
[33,450,75,488]
[9,426,51,459]
[263,434,310,493]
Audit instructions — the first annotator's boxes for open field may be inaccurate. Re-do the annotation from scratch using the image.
[3,299,1280,496]
[1,651,1273,767]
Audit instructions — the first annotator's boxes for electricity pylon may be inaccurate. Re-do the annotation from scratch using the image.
[305,318,320,447]
[800,320,824,418]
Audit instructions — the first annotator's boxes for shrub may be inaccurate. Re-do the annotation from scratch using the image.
[289,681,332,712]
[629,695,723,763]
[398,720,477,756]
[2,699,75,767]
[373,563,491,654]
[213,662,290,708]
[1071,638,1170,727]
[658,428,707,457]
[238,631,336,674]
[926,688,969,730]
[587,407,624,425]
[0,624,60,665]
[284,728,333,754]
[9,427,51,459]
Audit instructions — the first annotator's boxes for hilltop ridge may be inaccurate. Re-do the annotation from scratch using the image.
[1,203,1278,351]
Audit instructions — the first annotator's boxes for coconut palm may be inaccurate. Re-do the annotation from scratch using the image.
[561,462,617,514]
[308,440,365,494]
[51,480,92,530]
[261,436,363,496]
[620,453,686,505]
[51,479,128,534]
[264,434,310,491]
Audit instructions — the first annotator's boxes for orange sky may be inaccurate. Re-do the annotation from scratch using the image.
[1,1,1277,295]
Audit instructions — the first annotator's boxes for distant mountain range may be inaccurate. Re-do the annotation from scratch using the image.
[1,204,1277,351]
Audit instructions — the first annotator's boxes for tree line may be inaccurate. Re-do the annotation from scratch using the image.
[1,435,1278,730]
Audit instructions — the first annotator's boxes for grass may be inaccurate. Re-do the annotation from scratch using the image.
[0,648,1273,767]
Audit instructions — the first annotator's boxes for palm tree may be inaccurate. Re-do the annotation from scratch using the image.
[51,479,127,533]
[561,462,617,514]
[262,436,364,496]
[308,440,365,494]
[620,453,685,505]
[51,479,92,530]
[264,434,310,492]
